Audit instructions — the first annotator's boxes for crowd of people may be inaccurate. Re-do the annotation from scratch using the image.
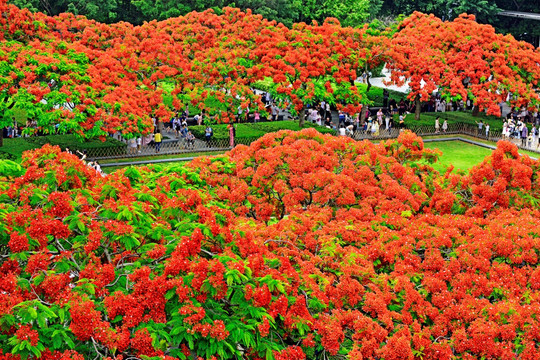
[306,101,411,139]
[2,117,42,139]
[304,92,540,151]
[163,111,213,150]
[500,110,540,149]
[5,89,540,160]
[122,110,210,154]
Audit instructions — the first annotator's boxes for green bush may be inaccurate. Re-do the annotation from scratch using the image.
[400,111,505,131]
[189,121,334,140]
[356,83,405,107]
[0,135,125,161]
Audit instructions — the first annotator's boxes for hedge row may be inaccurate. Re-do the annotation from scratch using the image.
[0,135,125,161]
[189,121,335,140]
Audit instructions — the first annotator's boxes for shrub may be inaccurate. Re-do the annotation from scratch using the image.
[190,120,334,140]
[0,135,126,161]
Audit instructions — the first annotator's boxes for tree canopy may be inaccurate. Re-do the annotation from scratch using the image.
[9,0,540,45]
[1,0,539,140]
[386,12,540,118]
[2,132,540,358]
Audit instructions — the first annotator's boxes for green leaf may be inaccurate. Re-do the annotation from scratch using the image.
[62,331,75,349]
[37,314,47,329]
[28,307,37,319]
[30,345,42,358]
[58,308,65,323]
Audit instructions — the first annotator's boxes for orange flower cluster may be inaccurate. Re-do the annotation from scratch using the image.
[5,1,537,136]
[387,12,540,115]
[2,131,540,359]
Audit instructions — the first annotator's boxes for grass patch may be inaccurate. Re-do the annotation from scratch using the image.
[0,138,40,161]
[190,121,334,140]
[424,140,493,173]
[422,134,540,159]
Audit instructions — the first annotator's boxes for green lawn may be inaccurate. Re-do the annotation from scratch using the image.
[424,140,493,173]
[423,134,540,159]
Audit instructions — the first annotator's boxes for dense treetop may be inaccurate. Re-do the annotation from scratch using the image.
[0,0,539,140]
[1,131,540,359]
[8,0,540,45]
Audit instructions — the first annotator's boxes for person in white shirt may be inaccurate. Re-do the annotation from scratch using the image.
[346,124,355,137]
[94,161,104,176]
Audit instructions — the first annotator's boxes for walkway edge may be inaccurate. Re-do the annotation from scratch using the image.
[101,157,196,167]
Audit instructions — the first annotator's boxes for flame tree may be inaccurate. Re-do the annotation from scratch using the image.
[387,12,540,120]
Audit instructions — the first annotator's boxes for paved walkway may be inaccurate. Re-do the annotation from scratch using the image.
[102,156,197,167]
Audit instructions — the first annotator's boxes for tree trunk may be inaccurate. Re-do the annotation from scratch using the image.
[360,105,368,124]
[472,105,480,117]
[366,74,372,92]
[415,96,421,121]
[298,107,306,128]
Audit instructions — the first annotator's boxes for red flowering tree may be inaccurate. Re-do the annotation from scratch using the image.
[161,8,273,123]
[3,131,540,359]
[1,1,377,135]
[387,12,540,119]
[253,19,368,127]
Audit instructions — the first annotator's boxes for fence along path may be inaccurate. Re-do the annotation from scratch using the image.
[87,122,539,160]
[86,136,260,160]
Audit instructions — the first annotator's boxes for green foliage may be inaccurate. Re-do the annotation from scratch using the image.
[356,83,404,107]
[316,0,379,27]
[401,111,504,131]
[189,120,334,140]
[10,0,385,28]
[0,135,125,161]
[380,0,500,22]
[0,160,24,177]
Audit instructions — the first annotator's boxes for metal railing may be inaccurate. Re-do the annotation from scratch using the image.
[86,137,261,160]
[87,123,540,160]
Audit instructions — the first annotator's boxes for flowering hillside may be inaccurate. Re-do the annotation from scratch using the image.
[1,130,540,359]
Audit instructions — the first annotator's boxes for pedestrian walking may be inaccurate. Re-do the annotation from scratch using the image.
[154,130,162,153]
